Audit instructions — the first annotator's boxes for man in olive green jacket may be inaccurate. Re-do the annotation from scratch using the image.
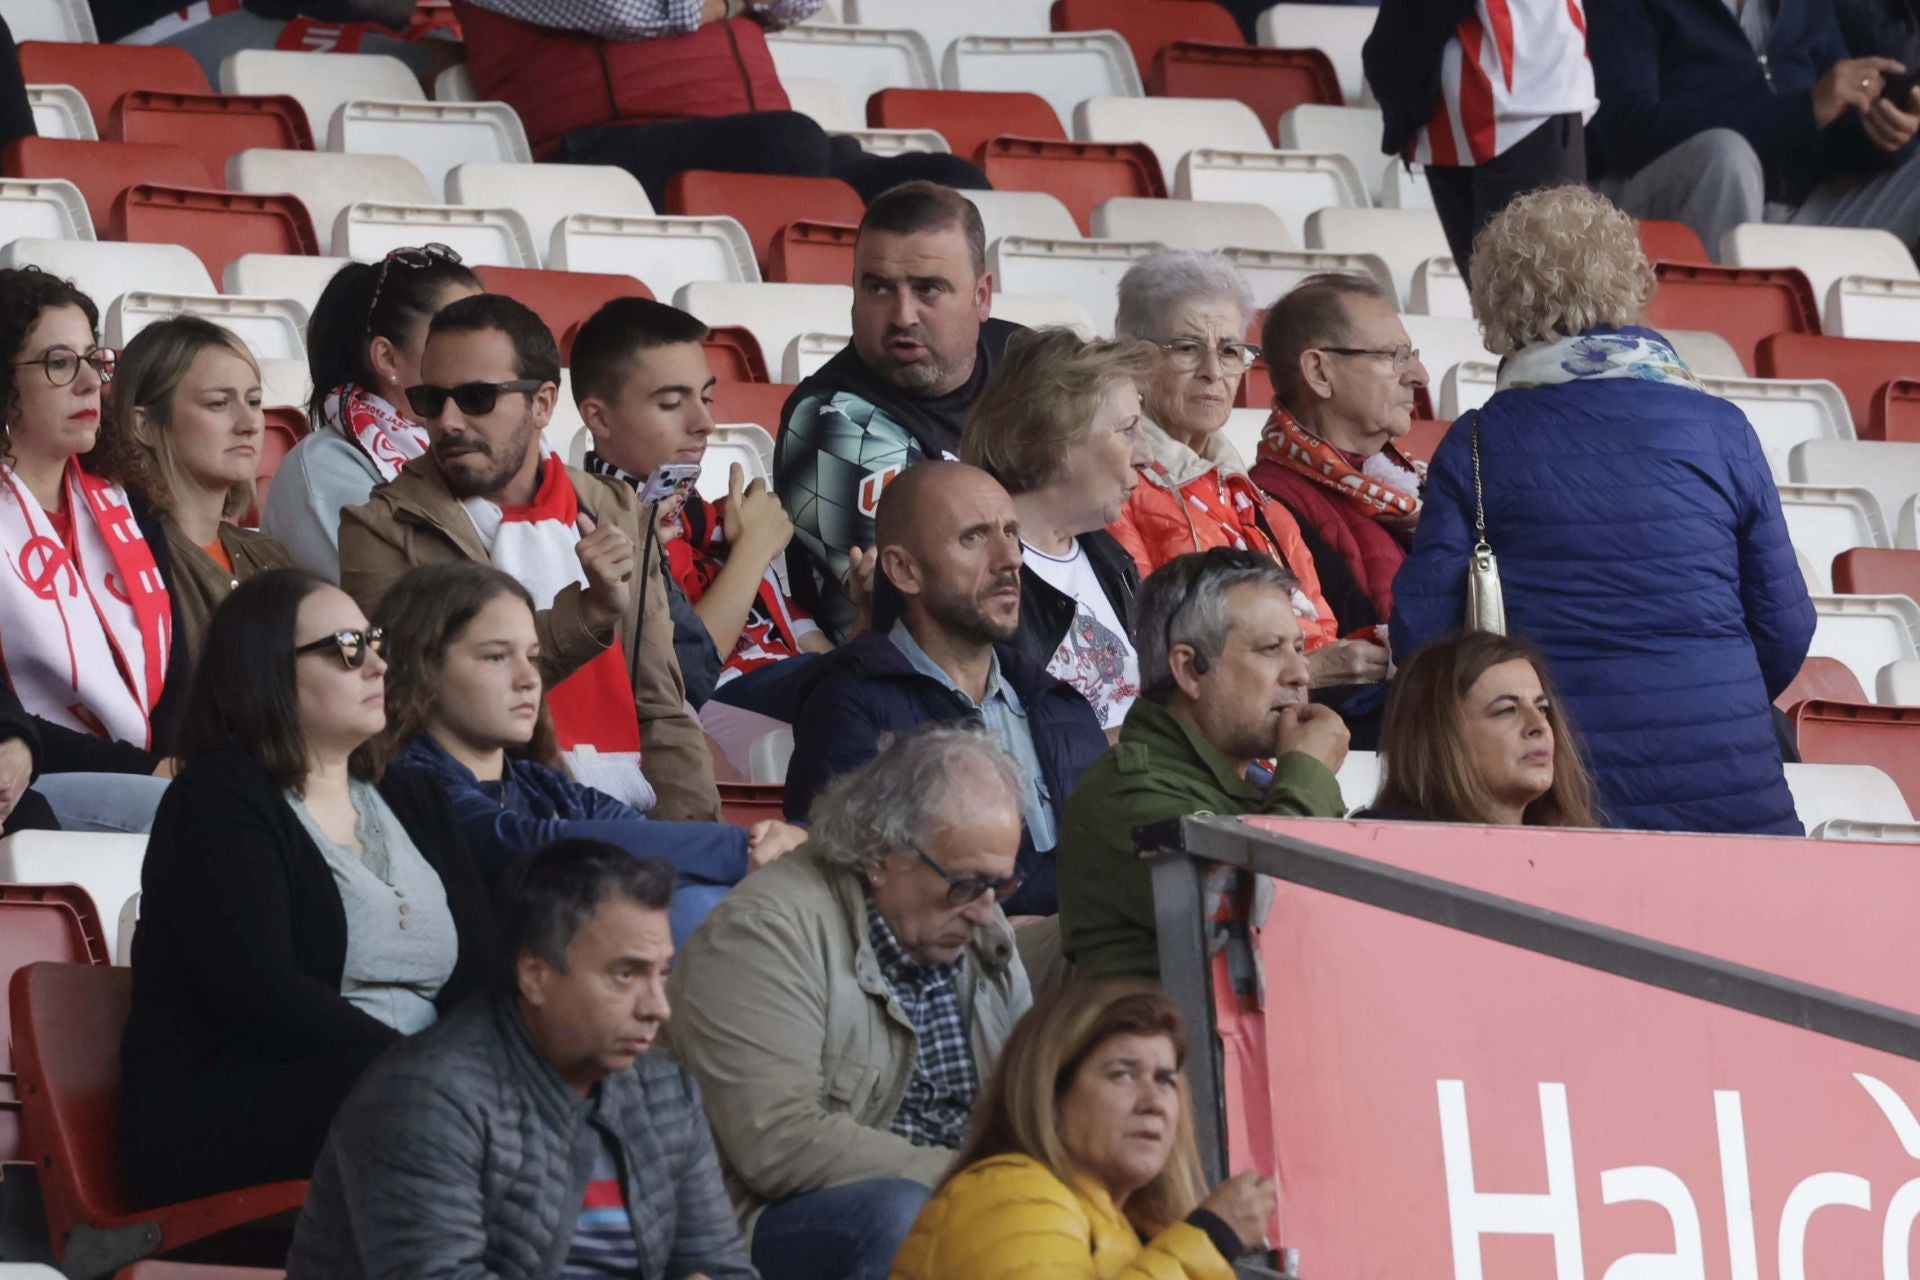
[1059,550,1350,980]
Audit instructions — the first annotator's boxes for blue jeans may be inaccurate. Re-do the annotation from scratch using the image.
[31,773,172,833]
[751,1178,930,1280]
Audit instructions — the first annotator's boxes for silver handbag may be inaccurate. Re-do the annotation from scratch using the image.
[1467,423,1507,635]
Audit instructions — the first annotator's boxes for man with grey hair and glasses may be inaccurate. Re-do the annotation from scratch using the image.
[665,721,1032,1280]
[1058,549,1350,981]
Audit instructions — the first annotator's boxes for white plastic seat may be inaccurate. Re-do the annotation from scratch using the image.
[224,253,353,316]
[334,202,537,268]
[1075,96,1272,190]
[1789,440,1920,545]
[1700,377,1853,482]
[748,727,797,784]
[963,190,1082,247]
[25,83,92,139]
[1877,658,1920,704]
[1335,748,1380,813]
[434,63,477,102]
[1278,104,1389,201]
[221,49,424,146]
[674,282,854,382]
[991,291,1098,336]
[783,332,851,383]
[771,78,947,154]
[1809,593,1920,701]
[329,100,532,194]
[1777,485,1888,591]
[845,0,1051,61]
[447,163,652,267]
[1828,277,1920,341]
[944,33,1142,134]
[1400,313,1498,385]
[1409,257,1469,318]
[695,425,778,499]
[1378,159,1433,211]
[258,357,313,413]
[1437,361,1497,419]
[116,890,138,966]
[1093,197,1293,254]
[1224,408,1268,462]
[1,0,96,41]
[1810,817,1920,842]
[1176,150,1364,246]
[988,237,1161,336]
[0,177,91,242]
[230,149,434,256]
[1219,246,1394,313]
[1785,762,1914,830]
[1721,223,1919,329]
[1305,207,1453,307]
[107,293,307,362]
[1667,329,1747,379]
[0,830,143,961]
[551,213,760,298]
[1256,4,1374,104]
[542,369,586,464]
[0,237,213,306]
[768,26,938,115]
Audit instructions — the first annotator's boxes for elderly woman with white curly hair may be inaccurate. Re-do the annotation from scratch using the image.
[1391,185,1815,836]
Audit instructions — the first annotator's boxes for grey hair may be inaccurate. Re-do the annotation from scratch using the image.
[1114,249,1256,342]
[810,722,1026,873]
[1133,552,1298,696]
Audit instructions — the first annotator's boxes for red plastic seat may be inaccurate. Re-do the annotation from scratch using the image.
[1871,379,1920,444]
[115,1264,285,1278]
[767,221,858,286]
[1636,218,1711,266]
[1235,357,1274,411]
[1831,547,1920,599]
[704,326,770,384]
[11,962,308,1277]
[108,91,314,171]
[1643,263,1821,376]
[1775,656,1868,714]
[3,138,221,238]
[18,41,209,133]
[1792,700,1920,813]
[1756,332,1920,436]
[0,885,107,1167]
[111,187,317,282]
[718,782,785,826]
[981,138,1166,235]
[665,171,864,273]
[711,381,798,433]
[1398,417,1454,464]
[472,266,650,365]
[1152,44,1342,142]
[1052,0,1244,82]
[868,88,1064,165]
[243,406,311,528]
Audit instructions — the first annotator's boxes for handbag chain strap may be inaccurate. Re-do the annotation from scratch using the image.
[1471,423,1492,554]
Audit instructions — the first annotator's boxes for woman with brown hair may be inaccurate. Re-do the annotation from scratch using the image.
[890,978,1275,1280]
[1360,630,1598,827]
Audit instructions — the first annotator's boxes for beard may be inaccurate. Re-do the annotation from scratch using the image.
[875,326,969,396]
[924,572,1021,645]
[435,411,538,500]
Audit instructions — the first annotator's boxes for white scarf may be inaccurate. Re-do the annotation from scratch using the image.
[1496,328,1706,393]
[320,384,429,483]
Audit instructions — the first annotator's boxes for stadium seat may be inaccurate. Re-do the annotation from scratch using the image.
[334,202,537,268]
[246,406,309,524]
[1668,329,1747,379]
[433,62,477,102]
[27,83,95,140]
[943,32,1143,135]
[1334,748,1380,812]
[711,382,798,433]
[12,963,309,1277]
[1377,158,1433,211]
[1756,333,1920,435]
[1793,699,1920,815]
[446,162,652,267]
[1092,196,1292,253]
[1410,256,1469,318]
[717,782,786,826]
[1399,312,1498,381]
[1878,658,1920,704]
[665,171,863,272]
[869,87,1065,163]
[1721,223,1919,328]
[1699,376,1852,480]
[114,1265,285,1279]
[1074,95,1270,191]
[551,213,760,300]
[767,223,859,286]
[223,254,352,317]
[1175,149,1363,244]
[0,176,93,242]
[1255,4,1373,104]
[1304,207,1452,308]
[18,41,209,131]
[1239,355,1274,410]
[257,358,313,418]
[220,49,423,145]
[1278,103,1390,202]
[982,137,1165,235]
[673,283,854,385]
[3,138,220,236]
[1775,655,1868,712]
[4,0,96,42]
[111,186,317,282]
[1644,263,1821,375]
[1635,218,1712,266]
[473,266,650,363]
[1220,245,1394,313]
[1808,594,1920,698]
[1222,406,1267,460]
[782,332,849,382]
[0,885,106,1167]
[1437,362,1497,419]
[1833,547,1920,604]
[542,370,588,461]
[1779,485,1888,590]
[106,293,307,363]
[962,189,1082,248]
[990,236,1158,335]
[1789,440,1920,544]
[694,425,777,504]
[991,291,1098,335]
[1828,275,1920,342]
[228,149,433,251]
[780,76,952,155]
[327,101,531,194]
[747,727,797,785]
[843,0,1052,62]
[1783,761,1913,829]
[1052,0,1243,79]
[0,833,144,964]
[1,237,215,308]
[1155,45,1342,144]
[107,91,314,171]
[1872,380,1920,444]
[767,26,938,113]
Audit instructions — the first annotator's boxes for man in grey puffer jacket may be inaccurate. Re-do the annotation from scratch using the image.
[286,841,755,1279]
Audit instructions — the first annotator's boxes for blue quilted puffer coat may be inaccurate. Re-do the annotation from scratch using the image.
[1391,347,1816,835]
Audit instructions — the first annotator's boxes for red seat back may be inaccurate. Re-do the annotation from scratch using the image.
[981,138,1166,235]
[473,266,650,365]
[665,171,864,273]
[718,782,785,826]
[111,186,317,282]
[244,406,311,527]
[0,886,106,1166]
[116,1264,287,1278]
[109,91,314,171]
[1774,655,1867,714]
[1756,332,1920,435]
[704,326,770,383]
[18,41,208,131]
[1635,218,1711,266]
[1831,546,1920,599]
[711,380,798,433]
[868,88,1064,165]
[1398,417,1453,464]
[1151,44,1342,141]
[767,221,858,286]
[1643,263,1821,376]
[1871,378,1920,444]
[3,139,221,237]
[1793,700,1920,813]
[1052,0,1243,82]
[1236,356,1274,411]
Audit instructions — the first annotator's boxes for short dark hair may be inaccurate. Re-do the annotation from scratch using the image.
[858,181,987,277]
[427,293,562,388]
[1259,273,1394,407]
[304,252,479,422]
[0,266,99,469]
[497,839,676,986]
[569,296,711,407]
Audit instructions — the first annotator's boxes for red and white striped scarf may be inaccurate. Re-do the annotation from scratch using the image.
[321,384,430,483]
[0,463,173,748]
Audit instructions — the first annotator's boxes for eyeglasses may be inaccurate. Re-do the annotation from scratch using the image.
[294,627,386,669]
[405,379,545,419]
[1161,546,1269,667]
[1318,344,1422,373]
[1160,338,1260,373]
[906,840,1027,908]
[366,242,462,327]
[13,346,116,388]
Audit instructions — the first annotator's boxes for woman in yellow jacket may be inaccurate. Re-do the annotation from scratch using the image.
[889,979,1275,1280]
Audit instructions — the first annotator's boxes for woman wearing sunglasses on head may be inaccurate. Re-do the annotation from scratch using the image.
[263,244,480,582]
[0,266,183,833]
[121,568,496,1207]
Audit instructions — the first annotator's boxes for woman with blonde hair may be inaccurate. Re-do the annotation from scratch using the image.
[890,978,1274,1280]
[1391,185,1814,835]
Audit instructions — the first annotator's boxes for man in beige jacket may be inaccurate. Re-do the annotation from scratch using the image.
[665,722,1033,1280]
[337,293,719,822]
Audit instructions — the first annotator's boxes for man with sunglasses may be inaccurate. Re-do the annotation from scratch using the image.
[666,723,1032,1280]
[339,294,720,823]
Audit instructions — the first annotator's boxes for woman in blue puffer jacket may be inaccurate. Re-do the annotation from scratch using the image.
[1392,186,1815,835]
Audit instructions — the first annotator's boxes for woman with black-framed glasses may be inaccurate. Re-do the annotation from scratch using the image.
[122,568,496,1207]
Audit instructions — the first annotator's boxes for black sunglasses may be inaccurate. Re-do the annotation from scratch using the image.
[1161,546,1270,662]
[907,840,1026,908]
[295,627,386,669]
[405,379,545,419]
[366,242,462,326]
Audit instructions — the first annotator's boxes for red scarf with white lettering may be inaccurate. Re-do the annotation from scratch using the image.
[1256,405,1424,529]
[322,384,429,483]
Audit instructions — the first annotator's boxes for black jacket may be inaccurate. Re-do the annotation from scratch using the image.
[1363,0,1478,160]
[0,677,54,833]
[1835,0,1920,63]
[1006,530,1140,676]
[120,749,496,1206]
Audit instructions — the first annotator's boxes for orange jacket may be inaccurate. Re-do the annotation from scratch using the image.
[1107,421,1339,651]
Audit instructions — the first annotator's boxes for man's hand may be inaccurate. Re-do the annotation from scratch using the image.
[844,544,879,631]
[1305,639,1390,688]
[1274,703,1349,774]
[0,738,31,825]
[576,513,636,632]
[1814,56,1906,128]
[1864,86,1920,152]
[723,464,795,571]
[745,819,808,870]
